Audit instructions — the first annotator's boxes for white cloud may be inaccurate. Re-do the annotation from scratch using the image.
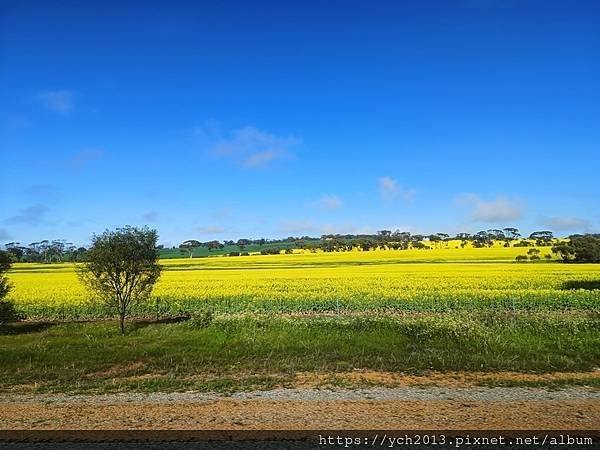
[378,176,416,201]
[312,194,343,211]
[209,126,299,169]
[457,194,524,223]
[39,90,73,113]
[539,216,591,231]
[197,225,225,234]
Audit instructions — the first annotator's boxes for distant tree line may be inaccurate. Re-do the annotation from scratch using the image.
[179,239,226,258]
[178,228,558,256]
[3,240,87,263]
[6,228,600,265]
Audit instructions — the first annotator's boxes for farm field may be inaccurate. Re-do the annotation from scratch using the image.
[6,245,600,320]
[2,244,599,395]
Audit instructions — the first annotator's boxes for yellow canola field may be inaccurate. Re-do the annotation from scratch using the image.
[6,246,600,318]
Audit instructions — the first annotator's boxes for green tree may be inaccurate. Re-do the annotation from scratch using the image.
[179,239,201,258]
[0,250,18,323]
[552,234,600,263]
[503,227,520,240]
[529,230,554,246]
[78,226,162,334]
[237,239,251,252]
[377,230,391,244]
[205,240,224,252]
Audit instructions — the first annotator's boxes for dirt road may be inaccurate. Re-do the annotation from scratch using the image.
[1,386,599,430]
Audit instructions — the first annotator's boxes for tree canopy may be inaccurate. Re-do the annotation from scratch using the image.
[552,234,600,263]
[0,250,18,323]
[78,226,162,334]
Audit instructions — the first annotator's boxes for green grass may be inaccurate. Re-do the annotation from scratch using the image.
[1,312,598,394]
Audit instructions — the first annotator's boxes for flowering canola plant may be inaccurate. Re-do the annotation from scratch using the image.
[7,246,600,319]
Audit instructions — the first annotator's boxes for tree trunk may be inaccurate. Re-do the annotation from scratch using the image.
[119,313,125,335]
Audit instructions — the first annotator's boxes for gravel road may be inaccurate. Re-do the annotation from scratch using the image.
[1,386,599,431]
[2,386,600,404]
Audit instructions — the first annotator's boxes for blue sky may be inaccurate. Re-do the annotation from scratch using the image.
[1,0,599,247]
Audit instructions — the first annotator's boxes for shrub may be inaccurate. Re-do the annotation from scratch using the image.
[189,309,214,328]
[0,251,11,300]
[515,255,528,262]
[514,240,533,247]
[260,248,281,255]
[0,250,18,324]
[228,251,240,257]
[401,314,486,341]
[0,300,19,324]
